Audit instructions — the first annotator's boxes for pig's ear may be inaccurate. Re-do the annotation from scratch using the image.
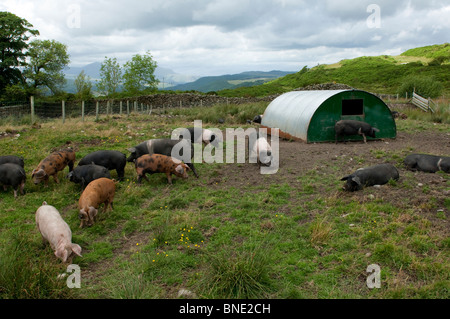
[351,176,361,186]
[340,175,350,181]
[71,244,82,257]
[373,128,380,132]
[127,147,136,153]
[79,209,87,220]
[175,165,184,174]
[55,247,69,263]
[88,206,98,220]
[34,169,46,178]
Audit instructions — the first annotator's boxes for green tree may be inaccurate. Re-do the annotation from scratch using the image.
[0,11,39,95]
[123,51,159,95]
[75,70,92,100]
[23,39,70,95]
[97,57,122,97]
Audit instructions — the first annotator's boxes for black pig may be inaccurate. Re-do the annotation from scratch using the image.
[340,163,399,191]
[67,163,111,189]
[335,120,380,143]
[0,163,26,198]
[0,155,25,168]
[78,150,126,180]
[404,154,450,173]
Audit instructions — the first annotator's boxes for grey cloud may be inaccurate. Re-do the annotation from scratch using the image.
[3,0,448,75]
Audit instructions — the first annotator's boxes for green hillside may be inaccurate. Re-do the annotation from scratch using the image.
[401,43,450,59]
[218,43,450,98]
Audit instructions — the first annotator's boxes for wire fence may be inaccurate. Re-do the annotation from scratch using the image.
[0,91,422,124]
[0,93,275,124]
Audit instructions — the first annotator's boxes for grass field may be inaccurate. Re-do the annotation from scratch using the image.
[0,102,449,299]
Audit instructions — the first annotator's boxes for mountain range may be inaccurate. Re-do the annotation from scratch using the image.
[164,70,295,92]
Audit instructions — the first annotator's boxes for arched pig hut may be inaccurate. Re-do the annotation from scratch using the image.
[260,90,396,143]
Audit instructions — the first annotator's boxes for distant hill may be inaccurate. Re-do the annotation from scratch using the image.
[218,43,450,98]
[164,70,295,93]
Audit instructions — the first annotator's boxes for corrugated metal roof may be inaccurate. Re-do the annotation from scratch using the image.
[261,90,347,141]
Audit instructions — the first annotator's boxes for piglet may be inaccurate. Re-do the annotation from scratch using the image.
[135,154,190,184]
[35,201,82,263]
[32,149,76,187]
[78,177,116,228]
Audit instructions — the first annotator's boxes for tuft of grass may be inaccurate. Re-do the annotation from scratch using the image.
[309,218,334,247]
[200,245,274,298]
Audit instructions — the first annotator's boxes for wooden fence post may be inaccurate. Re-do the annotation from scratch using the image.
[30,96,35,124]
[81,101,85,122]
[127,100,130,117]
[107,100,110,115]
[62,100,65,124]
[96,101,99,121]
[120,101,123,115]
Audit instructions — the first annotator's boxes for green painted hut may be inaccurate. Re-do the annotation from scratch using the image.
[261,90,396,143]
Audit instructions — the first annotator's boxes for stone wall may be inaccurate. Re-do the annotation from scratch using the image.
[101,93,278,109]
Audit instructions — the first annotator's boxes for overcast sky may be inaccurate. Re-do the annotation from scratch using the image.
[2,0,449,76]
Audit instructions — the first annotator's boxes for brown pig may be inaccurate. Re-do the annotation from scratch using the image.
[78,177,116,228]
[135,154,190,184]
[32,149,76,187]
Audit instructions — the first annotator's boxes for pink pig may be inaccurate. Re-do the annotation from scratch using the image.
[35,201,82,263]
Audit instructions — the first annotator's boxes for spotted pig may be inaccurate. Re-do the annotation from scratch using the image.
[32,149,76,187]
[135,154,190,184]
[127,138,198,178]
